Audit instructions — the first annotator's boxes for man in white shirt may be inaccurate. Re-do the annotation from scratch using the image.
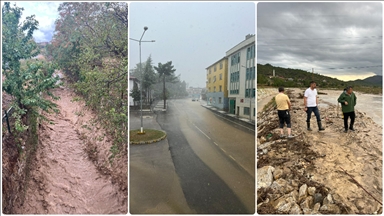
[304,81,325,131]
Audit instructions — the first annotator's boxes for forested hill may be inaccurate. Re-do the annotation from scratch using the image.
[257,63,345,88]
[257,64,382,94]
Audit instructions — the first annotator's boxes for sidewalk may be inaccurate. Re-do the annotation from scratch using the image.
[129,111,192,213]
[200,100,255,131]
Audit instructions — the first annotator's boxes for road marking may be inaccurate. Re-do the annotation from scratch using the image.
[220,148,226,153]
[214,142,218,146]
[213,113,255,132]
[229,155,236,161]
[194,125,211,140]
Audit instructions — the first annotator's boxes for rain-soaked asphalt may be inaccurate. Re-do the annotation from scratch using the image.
[156,99,255,213]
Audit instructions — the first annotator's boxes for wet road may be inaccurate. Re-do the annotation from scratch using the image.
[156,99,255,213]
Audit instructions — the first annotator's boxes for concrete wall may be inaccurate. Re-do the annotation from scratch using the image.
[206,92,228,110]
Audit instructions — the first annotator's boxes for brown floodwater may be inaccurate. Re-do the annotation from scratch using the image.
[15,85,127,214]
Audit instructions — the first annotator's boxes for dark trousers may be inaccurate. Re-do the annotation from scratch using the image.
[278,110,291,128]
[306,106,321,122]
[343,111,355,130]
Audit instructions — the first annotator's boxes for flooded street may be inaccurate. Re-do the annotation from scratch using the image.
[16,86,127,214]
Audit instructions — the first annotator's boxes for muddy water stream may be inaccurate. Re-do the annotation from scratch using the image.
[16,86,127,214]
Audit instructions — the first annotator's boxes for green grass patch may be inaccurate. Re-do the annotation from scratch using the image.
[130,129,166,143]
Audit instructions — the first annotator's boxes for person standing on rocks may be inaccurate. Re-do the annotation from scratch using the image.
[338,86,357,133]
[304,81,325,131]
[275,87,294,138]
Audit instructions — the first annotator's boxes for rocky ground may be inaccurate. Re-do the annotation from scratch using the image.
[257,89,383,214]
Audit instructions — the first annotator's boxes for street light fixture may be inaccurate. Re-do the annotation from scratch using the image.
[129,26,155,134]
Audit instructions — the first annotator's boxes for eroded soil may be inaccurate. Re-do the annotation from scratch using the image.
[257,89,383,214]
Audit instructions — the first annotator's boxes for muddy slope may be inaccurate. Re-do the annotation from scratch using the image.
[14,85,127,214]
[257,89,383,214]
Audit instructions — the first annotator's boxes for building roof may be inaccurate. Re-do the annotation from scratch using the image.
[205,56,227,69]
[226,34,255,57]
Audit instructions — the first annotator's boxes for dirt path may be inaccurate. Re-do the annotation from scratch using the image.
[15,86,127,214]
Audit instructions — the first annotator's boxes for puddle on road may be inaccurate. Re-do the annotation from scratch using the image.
[16,87,127,214]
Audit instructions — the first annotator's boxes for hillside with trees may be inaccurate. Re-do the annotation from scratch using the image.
[257,63,382,94]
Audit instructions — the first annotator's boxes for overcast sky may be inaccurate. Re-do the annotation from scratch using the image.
[129,2,255,88]
[3,2,61,43]
[257,2,382,81]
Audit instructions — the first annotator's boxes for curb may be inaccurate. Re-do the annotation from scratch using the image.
[201,104,255,130]
[129,130,167,145]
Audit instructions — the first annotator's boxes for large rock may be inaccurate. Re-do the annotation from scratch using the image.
[320,204,341,214]
[312,203,321,214]
[323,194,334,205]
[273,168,284,180]
[289,190,299,202]
[270,178,294,194]
[313,193,323,204]
[308,187,316,196]
[300,196,314,210]
[298,184,308,202]
[257,166,275,189]
[274,197,296,214]
[289,203,302,214]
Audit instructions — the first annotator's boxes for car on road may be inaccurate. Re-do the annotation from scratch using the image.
[192,98,196,101]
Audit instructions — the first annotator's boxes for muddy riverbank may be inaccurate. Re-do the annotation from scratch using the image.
[13,83,127,214]
[257,89,383,214]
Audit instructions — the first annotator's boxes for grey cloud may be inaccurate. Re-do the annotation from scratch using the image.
[257,2,382,76]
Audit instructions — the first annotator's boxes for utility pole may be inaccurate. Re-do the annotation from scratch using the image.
[312,68,314,80]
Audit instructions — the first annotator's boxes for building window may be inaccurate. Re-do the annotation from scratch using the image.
[220,74,222,80]
[220,62,223,69]
[214,65,217,72]
[209,69,211,74]
[214,86,216,92]
[213,76,216,83]
[253,108,255,116]
[244,107,250,115]
[219,97,222,104]
[219,85,222,92]
[209,87,211,92]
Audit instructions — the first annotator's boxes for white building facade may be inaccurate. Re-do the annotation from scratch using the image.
[129,76,139,106]
[226,34,255,121]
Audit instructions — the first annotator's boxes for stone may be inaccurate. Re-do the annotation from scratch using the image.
[323,194,334,205]
[320,204,341,214]
[270,178,294,194]
[277,201,294,214]
[298,184,308,202]
[355,199,365,210]
[273,168,284,180]
[308,187,316,196]
[300,196,314,210]
[257,166,275,189]
[289,203,302,214]
[313,193,323,204]
[289,190,299,202]
[312,203,321,213]
[302,208,312,214]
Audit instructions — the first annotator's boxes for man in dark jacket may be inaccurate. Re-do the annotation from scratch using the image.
[338,86,357,133]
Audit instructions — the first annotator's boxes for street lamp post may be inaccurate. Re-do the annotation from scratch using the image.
[130,26,155,134]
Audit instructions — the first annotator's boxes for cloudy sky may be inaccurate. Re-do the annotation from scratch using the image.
[129,2,255,88]
[3,2,61,43]
[257,2,382,81]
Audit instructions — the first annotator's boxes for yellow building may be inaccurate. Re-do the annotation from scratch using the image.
[206,57,228,110]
